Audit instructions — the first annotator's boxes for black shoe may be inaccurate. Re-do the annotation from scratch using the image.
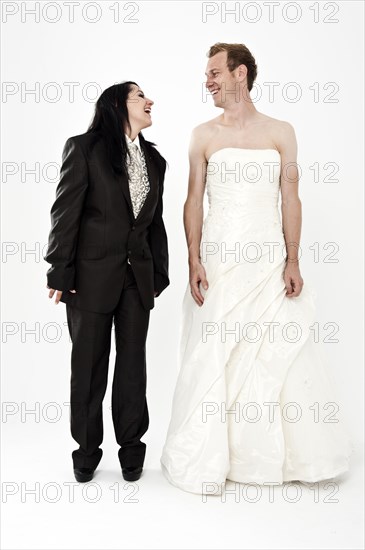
[74,467,95,482]
[122,466,143,482]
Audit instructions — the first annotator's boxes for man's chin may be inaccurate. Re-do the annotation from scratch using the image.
[213,98,223,108]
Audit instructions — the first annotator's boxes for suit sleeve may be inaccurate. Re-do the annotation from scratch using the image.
[148,158,170,297]
[44,137,89,291]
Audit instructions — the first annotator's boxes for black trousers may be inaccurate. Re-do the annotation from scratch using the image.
[65,263,150,470]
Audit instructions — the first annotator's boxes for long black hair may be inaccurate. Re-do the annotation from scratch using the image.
[86,81,156,177]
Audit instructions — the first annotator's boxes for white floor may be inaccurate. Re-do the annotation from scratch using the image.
[1,416,364,550]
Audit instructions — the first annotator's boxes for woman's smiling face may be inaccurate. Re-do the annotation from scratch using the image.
[126,84,154,131]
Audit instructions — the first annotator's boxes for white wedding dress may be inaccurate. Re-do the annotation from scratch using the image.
[160,148,352,494]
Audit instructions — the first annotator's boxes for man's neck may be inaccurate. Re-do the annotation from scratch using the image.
[221,100,258,129]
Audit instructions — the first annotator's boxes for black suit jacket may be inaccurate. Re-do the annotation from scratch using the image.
[44,131,169,313]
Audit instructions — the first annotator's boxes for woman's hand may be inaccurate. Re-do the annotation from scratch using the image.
[47,285,76,304]
[283,262,303,297]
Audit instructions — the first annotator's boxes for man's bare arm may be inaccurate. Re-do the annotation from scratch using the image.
[279,122,301,262]
[183,127,209,306]
[278,122,304,297]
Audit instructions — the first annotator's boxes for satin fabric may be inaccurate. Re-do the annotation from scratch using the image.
[161,148,352,494]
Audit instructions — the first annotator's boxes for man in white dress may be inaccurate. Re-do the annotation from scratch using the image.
[185,42,303,305]
[160,43,351,494]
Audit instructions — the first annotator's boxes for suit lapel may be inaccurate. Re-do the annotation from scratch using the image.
[120,171,134,216]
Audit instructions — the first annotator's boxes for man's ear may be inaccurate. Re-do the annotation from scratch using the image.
[237,64,248,82]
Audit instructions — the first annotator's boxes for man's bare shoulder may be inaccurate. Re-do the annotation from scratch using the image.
[271,118,297,152]
[271,117,295,137]
[189,118,218,160]
[191,117,221,139]
[254,113,296,152]
[255,112,295,132]
[189,117,223,160]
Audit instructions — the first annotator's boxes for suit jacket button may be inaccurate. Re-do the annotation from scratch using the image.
[131,225,135,230]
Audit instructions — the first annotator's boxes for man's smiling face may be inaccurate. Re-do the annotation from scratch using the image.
[205,51,239,108]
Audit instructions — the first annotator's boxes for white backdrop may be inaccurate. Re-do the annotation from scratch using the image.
[1,1,364,549]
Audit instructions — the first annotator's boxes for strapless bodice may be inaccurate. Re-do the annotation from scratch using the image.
[205,148,282,232]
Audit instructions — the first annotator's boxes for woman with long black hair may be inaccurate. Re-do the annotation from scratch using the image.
[45,81,169,483]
